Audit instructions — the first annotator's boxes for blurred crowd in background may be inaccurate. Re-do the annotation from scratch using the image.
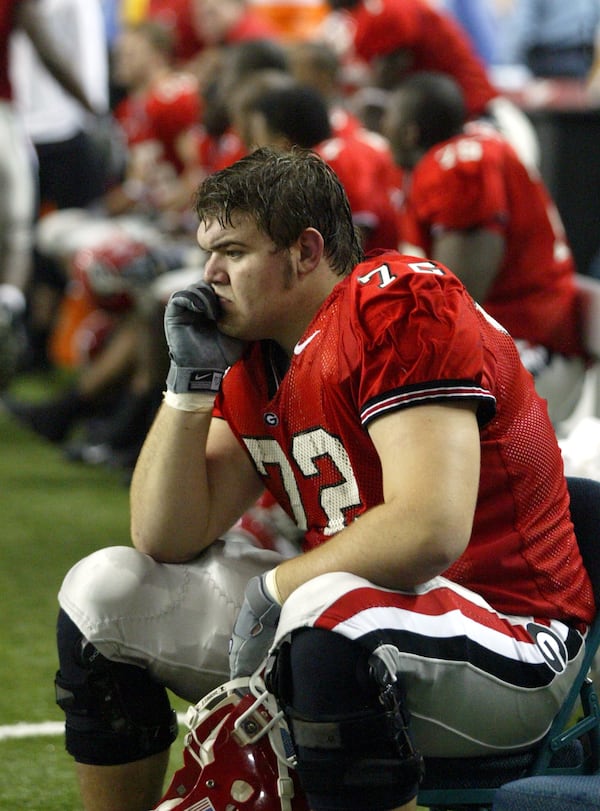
[2,0,600,477]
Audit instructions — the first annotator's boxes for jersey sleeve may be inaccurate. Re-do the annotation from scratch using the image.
[410,136,508,233]
[352,0,420,62]
[145,72,201,144]
[348,254,496,427]
[318,138,378,230]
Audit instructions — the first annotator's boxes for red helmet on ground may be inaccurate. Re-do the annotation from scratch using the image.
[71,239,160,312]
[154,674,309,811]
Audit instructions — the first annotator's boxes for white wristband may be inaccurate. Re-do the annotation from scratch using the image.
[163,389,214,412]
[265,567,284,605]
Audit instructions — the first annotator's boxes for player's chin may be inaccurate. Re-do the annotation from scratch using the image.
[217,316,245,341]
[218,306,265,342]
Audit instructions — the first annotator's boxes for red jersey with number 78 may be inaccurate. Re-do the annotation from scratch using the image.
[401,124,582,356]
[216,253,594,625]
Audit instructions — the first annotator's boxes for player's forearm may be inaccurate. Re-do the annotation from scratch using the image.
[274,498,472,602]
[130,401,215,561]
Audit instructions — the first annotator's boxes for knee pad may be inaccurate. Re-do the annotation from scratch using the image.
[59,546,152,621]
[55,609,178,765]
[267,628,423,811]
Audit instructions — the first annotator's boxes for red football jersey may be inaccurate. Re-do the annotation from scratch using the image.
[402,125,582,356]
[115,71,201,171]
[317,129,401,252]
[217,253,594,625]
[349,0,497,117]
[329,105,362,139]
[190,125,247,176]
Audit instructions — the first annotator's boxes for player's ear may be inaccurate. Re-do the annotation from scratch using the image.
[296,227,324,276]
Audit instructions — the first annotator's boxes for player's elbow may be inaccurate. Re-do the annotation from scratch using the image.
[130,520,208,563]
[426,514,473,576]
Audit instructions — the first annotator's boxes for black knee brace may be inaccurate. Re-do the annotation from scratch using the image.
[267,628,423,811]
[55,608,178,765]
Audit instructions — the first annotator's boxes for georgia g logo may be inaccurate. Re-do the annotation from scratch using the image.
[526,622,568,674]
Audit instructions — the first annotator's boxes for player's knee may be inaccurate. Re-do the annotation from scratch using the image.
[268,628,423,811]
[55,608,178,765]
[59,545,154,623]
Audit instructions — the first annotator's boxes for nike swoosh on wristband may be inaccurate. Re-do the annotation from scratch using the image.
[293,330,321,355]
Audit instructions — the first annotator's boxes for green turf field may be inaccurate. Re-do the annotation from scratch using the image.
[0,370,430,810]
[0,371,188,810]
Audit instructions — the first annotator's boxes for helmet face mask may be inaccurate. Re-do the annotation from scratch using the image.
[154,675,309,811]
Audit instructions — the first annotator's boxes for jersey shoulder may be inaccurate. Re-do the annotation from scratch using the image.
[342,252,497,424]
[411,132,508,229]
[352,0,420,61]
[345,251,470,344]
[145,72,201,135]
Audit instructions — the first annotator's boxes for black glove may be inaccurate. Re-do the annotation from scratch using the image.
[164,282,245,394]
[229,571,282,678]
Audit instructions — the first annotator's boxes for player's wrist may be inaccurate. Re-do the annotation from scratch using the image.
[264,567,284,606]
[163,389,216,412]
[166,358,226,396]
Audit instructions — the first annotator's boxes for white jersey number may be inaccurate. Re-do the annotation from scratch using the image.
[357,261,444,289]
[243,429,362,536]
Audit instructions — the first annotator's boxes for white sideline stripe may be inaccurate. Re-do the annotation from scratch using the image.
[0,721,64,740]
[0,713,188,741]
